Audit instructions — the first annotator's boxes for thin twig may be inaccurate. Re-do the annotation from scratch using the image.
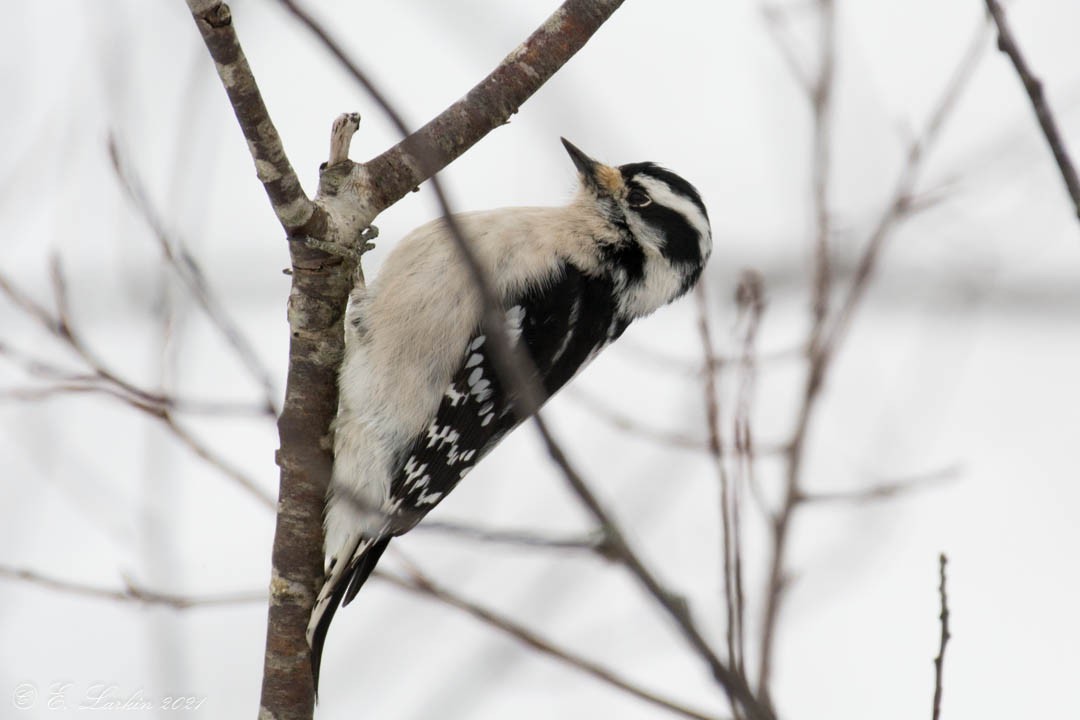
[0,565,265,610]
[760,4,814,94]
[162,415,276,509]
[567,387,709,452]
[531,415,773,720]
[326,397,768,716]
[565,386,789,457]
[184,0,315,231]
[0,268,275,509]
[0,264,246,416]
[823,18,991,355]
[108,135,280,416]
[931,553,951,720]
[984,0,1080,222]
[757,0,837,697]
[810,0,836,331]
[0,379,270,417]
[378,565,727,720]
[756,16,990,695]
[695,281,742,715]
[414,520,610,555]
[730,271,765,683]
[618,338,805,378]
[800,464,961,505]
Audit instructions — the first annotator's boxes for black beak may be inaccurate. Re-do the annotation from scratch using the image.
[561,137,599,179]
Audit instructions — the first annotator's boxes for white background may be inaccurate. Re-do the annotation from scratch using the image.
[2,1,1079,718]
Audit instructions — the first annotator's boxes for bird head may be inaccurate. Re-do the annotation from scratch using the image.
[561,138,712,317]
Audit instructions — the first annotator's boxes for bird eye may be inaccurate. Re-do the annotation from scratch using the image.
[627,189,651,208]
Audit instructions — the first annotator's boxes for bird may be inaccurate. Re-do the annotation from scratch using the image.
[308,138,712,690]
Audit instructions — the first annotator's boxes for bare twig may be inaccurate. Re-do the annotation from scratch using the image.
[760,4,814,94]
[332,401,770,716]
[0,376,269,417]
[1,262,218,415]
[281,0,629,218]
[801,464,961,505]
[0,268,275,509]
[0,338,165,406]
[567,388,710,452]
[758,0,837,697]
[618,338,806,378]
[415,520,610,555]
[531,416,773,720]
[756,17,989,696]
[107,135,280,416]
[162,415,275,508]
[984,0,1080,221]
[729,271,765,683]
[379,565,727,720]
[695,281,742,712]
[566,387,789,456]
[810,0,836,331]
[0,385,274,509]
[823,18,991,355]
[931,553,951,720]
[184,0,315,232]
[0,565,264,610]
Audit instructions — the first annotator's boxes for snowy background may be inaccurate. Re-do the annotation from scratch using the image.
[2,0,1079,718]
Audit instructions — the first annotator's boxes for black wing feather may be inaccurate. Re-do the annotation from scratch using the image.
[387,262,624,530]
[313,262,625,691]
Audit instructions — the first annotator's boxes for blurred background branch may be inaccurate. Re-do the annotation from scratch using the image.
[931,553,951,720]
[984,0,1080,222]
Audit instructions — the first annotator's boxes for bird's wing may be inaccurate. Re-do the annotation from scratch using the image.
[385,261,629,531]
[309,262,630,688]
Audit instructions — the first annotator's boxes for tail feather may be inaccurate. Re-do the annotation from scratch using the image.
[308,535,393,695]
[341,537,390,606]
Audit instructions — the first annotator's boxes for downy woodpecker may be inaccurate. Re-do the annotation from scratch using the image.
[309,139,712,688]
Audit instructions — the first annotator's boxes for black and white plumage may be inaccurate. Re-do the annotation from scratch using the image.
[308,139,712,688]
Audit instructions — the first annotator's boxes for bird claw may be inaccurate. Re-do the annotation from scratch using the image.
[296,225,377,266]
[360,225,379,254]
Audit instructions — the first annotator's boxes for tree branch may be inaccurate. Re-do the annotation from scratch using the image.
[414,520,611,554]
[931,553,951,720]
[184,0,316,231]
[107,135,280,417]
[823,18,990,355]
[984,0,1080,222]
[756,17,989,697]
[529,415,773,720]
[0,268,275,509]
[757,0,837,697]
[694,280,741,712]
[0,565,264,610]
[379,566,726,720]
[280,0,629,216]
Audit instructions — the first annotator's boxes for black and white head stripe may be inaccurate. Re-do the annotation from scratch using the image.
[619,162,711,268]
